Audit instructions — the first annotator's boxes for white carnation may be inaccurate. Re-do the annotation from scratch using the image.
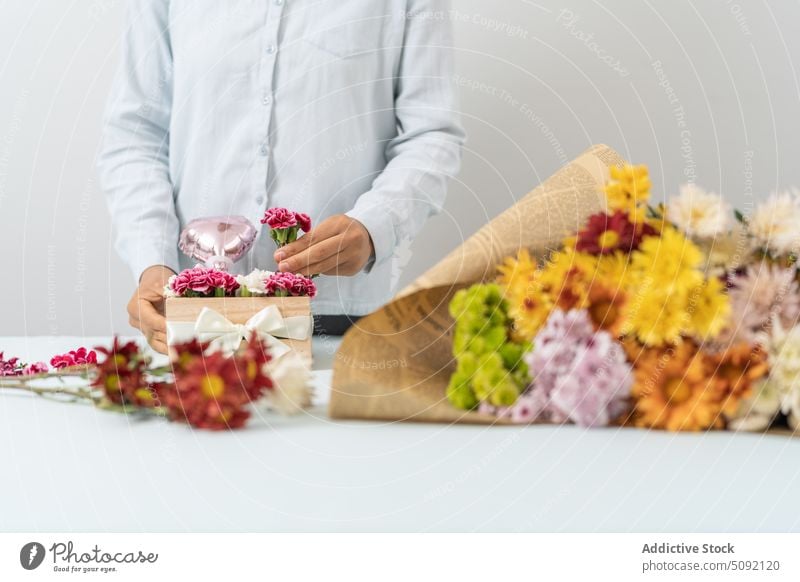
[163,275,178,298]
[666,183,730,238]
[748,191,800,256]
[235,269,274,296]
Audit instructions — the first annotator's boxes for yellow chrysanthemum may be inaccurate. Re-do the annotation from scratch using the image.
[620,287,689,346]
[629,226,704,295]
[593,250,632,292]
[687,277,731,341]
[497,248,538,299]
[604,164,651,223]
[497,249,552,340]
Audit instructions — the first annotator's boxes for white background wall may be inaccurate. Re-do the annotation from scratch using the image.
[1,0,798,337]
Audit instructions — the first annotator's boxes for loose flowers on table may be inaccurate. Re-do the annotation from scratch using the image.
[0,336,313,431]
[448,164,800,433]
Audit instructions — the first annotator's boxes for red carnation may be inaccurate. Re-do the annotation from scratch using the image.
[575,210,654,255]
[50,347,97,369]
[264,272,316,297]
[170,266,239,297]
[0,352,22,376]
[261,207,297,229]
[294,212,312,233]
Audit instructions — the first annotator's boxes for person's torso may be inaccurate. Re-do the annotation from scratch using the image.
[167,0,408,314]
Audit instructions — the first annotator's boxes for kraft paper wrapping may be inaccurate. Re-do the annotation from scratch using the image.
[329,144,626,423]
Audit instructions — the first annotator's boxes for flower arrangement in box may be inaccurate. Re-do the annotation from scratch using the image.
[447,164,800,433]
[165,209,316,363]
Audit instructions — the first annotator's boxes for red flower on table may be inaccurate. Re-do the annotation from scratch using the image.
[50,347,97,369]
[160,334,273,430]
[92,338,153,407]
[0,352,22,376]
[576,210,655,255]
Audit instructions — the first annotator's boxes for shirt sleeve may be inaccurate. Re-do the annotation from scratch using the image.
[345,0,466,269]
[97,0,180,282]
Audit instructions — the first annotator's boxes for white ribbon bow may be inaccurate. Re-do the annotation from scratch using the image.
[168,306,311,358]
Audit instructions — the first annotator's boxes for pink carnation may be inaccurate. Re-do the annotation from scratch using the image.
[294,212,312,233]
[264,272,317,298]
[23,362,49,375]
[261,207,297,230]
[50,347,97,369]
[0,352,22,376]
[518,309,632,427]
[169,266,239,297]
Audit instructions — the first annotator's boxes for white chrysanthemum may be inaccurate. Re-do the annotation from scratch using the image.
[262,352,313,415]
[235,269,274,296]
[666,183,730,238]
[765,320,800,419]
[748,191,800,256]
[727,379,782,432]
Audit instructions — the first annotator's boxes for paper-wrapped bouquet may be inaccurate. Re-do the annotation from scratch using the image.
[330,144,800,435]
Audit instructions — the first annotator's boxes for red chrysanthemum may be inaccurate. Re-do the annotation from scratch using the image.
[92,338,153,406]
[575,210,654,255]
[161,334,273,430]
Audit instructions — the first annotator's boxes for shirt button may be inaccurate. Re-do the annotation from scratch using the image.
[256,195,265,205]
[262,95,272,106]
[266,44,277,55]
[275,0,284,5]
[259,144,270,156]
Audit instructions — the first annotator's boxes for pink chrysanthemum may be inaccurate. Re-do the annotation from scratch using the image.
[719,265,800,346]
[517,309,632,427]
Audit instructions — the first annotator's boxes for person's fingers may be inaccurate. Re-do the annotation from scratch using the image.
[298,252,348,276]
[275,215,347,261]
[150,330,167,347]
[136,299,166,334]
[275,233,313,262]
[279,235,343,273]
[149,336,168,355]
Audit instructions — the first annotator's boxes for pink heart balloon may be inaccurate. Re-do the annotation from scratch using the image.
[179,216,257,271]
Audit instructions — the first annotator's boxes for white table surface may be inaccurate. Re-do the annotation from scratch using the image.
[2,336,800,533]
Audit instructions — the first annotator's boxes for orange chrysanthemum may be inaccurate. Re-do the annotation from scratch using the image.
[705,343,768,417]
[627,341,722,431]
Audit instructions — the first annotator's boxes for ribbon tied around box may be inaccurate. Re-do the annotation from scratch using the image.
[167,305,312,358]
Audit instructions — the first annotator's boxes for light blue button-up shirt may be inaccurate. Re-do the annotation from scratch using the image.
[98,0,465,315]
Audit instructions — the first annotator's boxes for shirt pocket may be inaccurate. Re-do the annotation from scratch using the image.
[303,5,388,59]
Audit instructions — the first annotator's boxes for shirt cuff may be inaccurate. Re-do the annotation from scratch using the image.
[345,204,395,271]
[128,241,180,283]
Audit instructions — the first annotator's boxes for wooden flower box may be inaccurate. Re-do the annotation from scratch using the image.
[166,296,312,363]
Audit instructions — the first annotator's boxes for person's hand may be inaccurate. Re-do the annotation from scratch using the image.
[274,214,374,276]
[128,265,175,354]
